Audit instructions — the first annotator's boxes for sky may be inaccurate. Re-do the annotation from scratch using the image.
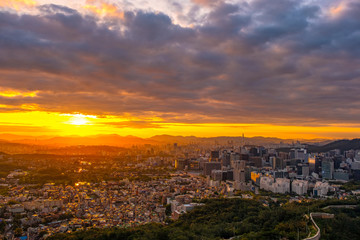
[0,0,360,139]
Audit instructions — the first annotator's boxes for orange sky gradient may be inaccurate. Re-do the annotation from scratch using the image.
[0,110,360,139]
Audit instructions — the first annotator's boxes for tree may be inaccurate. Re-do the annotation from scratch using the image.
[14,227,23,237]
[165,204,172,216]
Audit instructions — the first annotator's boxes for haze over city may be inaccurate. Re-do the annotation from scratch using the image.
[0,0,360,139]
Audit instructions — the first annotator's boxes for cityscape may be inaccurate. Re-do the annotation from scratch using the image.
[1,0,360,240]
[0,137,360,239]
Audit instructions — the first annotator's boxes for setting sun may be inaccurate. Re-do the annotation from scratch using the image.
[65,114,96,126]
[69,116,88,126]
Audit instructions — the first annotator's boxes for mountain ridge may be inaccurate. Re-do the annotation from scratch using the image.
[0,133,333,147]
[306,138,360,153]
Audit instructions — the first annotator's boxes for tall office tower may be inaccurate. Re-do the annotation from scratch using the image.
[175,158,188,170]
[249,147,259,156]
[240,154,249,161]
[310,156,323,173]
[221,150,231,167]
[322,159,334,179]
[302,164,309,177]
[308,156,316,173]
[290,148,307,160]
[250,156,262,168]
[210,150,220,162]
[233,160,246,182]
[203,162,222,176]
[271,157,283,170]
[333,156,343,169]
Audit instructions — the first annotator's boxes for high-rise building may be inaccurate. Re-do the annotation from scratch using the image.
[211,170,223,181]
[250,156,262,168]
[322,159,334,179]
[333,156,343,169]
[221,151,231,167]
[233,160,246,182]
[175,158,188,170]
[290,148,306,160]
[272,157,283,170]
[333,170,349,181]
[292,180,309,195]
[249,147,259,156]
[302,165,309,177]
[222,170,234,181]
[240,154,249,161]
[309,156,316,172]
[210,151,220,161]
[353,169,360,181]
[309,156,322,173]
[203,162,222,176]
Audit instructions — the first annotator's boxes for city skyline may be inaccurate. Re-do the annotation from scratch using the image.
[1,0,360,139]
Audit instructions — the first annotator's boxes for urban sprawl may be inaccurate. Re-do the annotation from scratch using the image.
[1,141,360,239]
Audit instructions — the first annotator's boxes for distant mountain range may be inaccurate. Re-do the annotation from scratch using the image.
[0,133,335,155]
[0,134,157,147]
[0,133,331,146]
[276,138,360,153]
[1,133,359,155]
[306,138,360,153]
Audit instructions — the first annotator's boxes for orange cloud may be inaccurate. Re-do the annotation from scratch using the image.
[0,89,38,98]
[0,0,37,10]
[0,103,39,111]
[84,0,124,19]
[330,2,346,17]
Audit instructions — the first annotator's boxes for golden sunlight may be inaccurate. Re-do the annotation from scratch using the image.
[0,89,38,98]
[1,110,360,139]
[63,113,97,126]
[84,0,124,19]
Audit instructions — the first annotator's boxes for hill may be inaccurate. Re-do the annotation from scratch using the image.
[306,138,360,153]
[0,133,331,147]
[277,139,360,153]
[0,134,334,154]
[8,134,158,147]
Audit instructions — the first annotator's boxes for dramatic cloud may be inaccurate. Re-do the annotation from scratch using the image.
[0,0,360,127]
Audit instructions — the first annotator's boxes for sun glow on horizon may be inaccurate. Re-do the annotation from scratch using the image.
[62,113,97,126]
[0,110,359,139]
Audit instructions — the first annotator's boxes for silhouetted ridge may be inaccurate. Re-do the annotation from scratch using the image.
[306,138,360,153]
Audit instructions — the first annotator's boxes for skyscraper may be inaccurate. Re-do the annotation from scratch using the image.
[322,159,334,179]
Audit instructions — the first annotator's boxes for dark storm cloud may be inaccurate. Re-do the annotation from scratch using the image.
[0,0,360,125]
